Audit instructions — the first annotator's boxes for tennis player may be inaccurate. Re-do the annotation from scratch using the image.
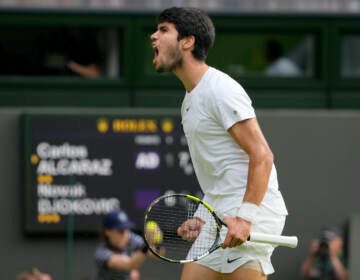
[150,7,288,280]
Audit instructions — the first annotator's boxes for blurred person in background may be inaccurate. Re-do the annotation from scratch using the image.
[0,27,101,77]
[300,227,348,280]
[264,39,302,77]
[41,28,101,78]
[94,209,151,280]
[64,29,101,78]
[16,268,52,280]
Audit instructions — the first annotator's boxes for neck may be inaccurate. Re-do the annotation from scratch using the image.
[173,58,209,92]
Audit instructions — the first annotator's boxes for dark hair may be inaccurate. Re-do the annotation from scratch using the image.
[265,39,284,62]
[158,7,215,61]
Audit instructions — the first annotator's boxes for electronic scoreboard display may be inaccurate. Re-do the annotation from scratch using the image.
[22,112,201,234]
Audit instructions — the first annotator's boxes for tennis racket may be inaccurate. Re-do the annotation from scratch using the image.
[144,193,298,263]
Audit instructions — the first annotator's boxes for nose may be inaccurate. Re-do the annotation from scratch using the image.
[150,30,158,41]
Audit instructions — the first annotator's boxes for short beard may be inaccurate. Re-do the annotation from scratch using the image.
[156,46,183,73]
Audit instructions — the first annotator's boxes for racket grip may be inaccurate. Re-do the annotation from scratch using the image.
[248,232,298,248]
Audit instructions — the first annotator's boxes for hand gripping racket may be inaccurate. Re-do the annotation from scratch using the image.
[144,193,298,263]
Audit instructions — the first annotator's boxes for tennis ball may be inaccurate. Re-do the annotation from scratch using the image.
[146,221,158,231]
[146,221,163,244]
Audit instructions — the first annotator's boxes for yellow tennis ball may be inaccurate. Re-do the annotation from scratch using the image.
[153,232,163,244]
[146,221,163,244]
[146,221,158,231]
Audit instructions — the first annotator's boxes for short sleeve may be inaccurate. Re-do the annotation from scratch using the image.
[211,81,255,130]
[128,232,145,251]
[94,245,113,268]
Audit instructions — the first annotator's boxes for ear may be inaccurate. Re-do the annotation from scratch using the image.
[181,35,195,51]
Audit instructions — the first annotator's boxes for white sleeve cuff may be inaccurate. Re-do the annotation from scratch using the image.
[236,202,260,223]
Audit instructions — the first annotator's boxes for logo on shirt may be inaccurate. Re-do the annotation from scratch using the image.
[226,256,243,263]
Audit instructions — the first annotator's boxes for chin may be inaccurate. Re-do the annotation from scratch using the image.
[155,66,166,73]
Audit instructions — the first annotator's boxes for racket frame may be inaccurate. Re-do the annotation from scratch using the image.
[143,193,224,263]
[143,193,298,263]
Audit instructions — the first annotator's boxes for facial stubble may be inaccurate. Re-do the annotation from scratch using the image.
[156,42,183,73]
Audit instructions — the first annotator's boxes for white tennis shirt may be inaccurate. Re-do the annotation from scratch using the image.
[181,67,288,215]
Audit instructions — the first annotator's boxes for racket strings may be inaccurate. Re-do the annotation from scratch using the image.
[145,195,219,262]
[186,203,219,260]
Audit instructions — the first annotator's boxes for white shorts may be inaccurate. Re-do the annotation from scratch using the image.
[194,206,286,275]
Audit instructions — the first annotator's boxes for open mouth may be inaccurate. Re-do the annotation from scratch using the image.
[152,45,159,62]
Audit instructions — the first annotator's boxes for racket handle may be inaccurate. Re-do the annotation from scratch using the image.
[248,232,298,248]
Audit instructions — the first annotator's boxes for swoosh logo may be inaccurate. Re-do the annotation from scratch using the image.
[226,257,243,263]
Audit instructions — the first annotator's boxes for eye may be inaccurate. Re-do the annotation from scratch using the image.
[159,26,168,32]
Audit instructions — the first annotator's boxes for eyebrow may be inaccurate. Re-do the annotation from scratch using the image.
[158,24,168,31]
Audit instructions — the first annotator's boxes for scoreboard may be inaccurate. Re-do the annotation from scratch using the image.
[22,111,201,234]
